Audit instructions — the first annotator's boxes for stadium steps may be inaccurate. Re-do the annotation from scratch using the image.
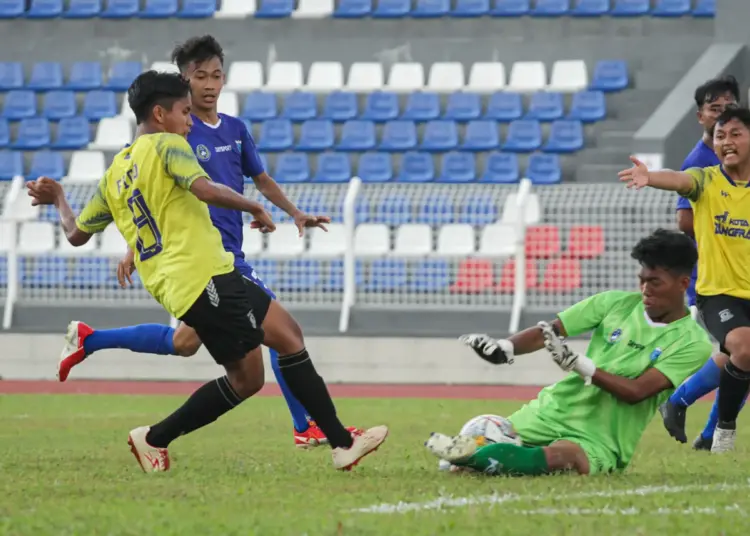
[575,148,632,167]
[574,163,624,183]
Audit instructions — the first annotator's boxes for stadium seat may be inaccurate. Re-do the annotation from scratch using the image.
[480,152,519,183]
[51,116,91,149]
[4,90,38,122]
[0,118,8,148]
[215,0,257,18]
[444,92,481,121]
[0,150,23,180]
[226,62,263,92]
[101,0,138,18]
[139,0,177,18]
[26,0,63,18]
[491,0,531,16]
[67,62,102,91]
[217,92,238,116]
[266,223,305,257]
[652,0,690,17]
[308,224,345,257]
[418,193,453,224]
[526,153,561,184]
[380,120,417,151]
[366,258,408,292]
[525,225,560,258]
[393,224,432,257]
[178,0,216,17]
[242,92,277,121]
[105,62,142,91]
[526,92,564,121]
[496,259,538,292]
[361,91,400,122]
[568,90,606,122]
[67,151,105,182]
[373,0,410,18]
[354,224,390,256]
[549,60,588,92]
[0,62,23,90]
[541,258,581,291]
[28,62,63,92]
[296,120,334,151]
[337,120,376,151]
[501,192,541,224]
[149,61,179,74]
[83,91,117,121]
[119,93,135,122]
[452,0,490,17]
[571,0,609,16]
[566,225,604,259]
[100,225,128,256]
[409,259,450,292]
[428,63,465,93]
[0,0,24,17]
[313,153,351,183]
[306,62,344,93]
[280,92,316,122]
[503,120,542,152]
[18,222,55,254]
[479,223,515,256]
[461,120,500,151]
[531,0,569,16]
[438,152,476,183]
[279,260,323,292]
[358,152,393,182]
[63,0,101,17]
[421,120,458,152]
[266,62,303,92]
[412,0,450,17]
[467,62,506,92]
[334,0,372,18]
[450,259,494,293]
[89,116,132,151]
[590,60,628,91]
[485,92,523,121]
[692,0,714,17]
[544,119,584,153]
[257,119,294,151]
[293,0,334,18]
[611,0,649,16]
[43,91,77,120]
[398,152,434,183]
[436,224,475,255]
[460,195,498,225]
[13,118,50,150]
[376,193,411,224]
[508,61,546,92]
[347,62,384,92]
[402,92,440,122]
[274,153,310,183]
[387,63,425,93]
[322,91,358,122]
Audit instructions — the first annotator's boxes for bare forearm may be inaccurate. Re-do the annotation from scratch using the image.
[508,318,567,356]
[648,170,693,195]
[254,175,300,217]
[590,369,642,404]
[54,195,79,240]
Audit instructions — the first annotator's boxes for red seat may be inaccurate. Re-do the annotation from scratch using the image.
[566,225,604,259]
[496,259,538,293]
[450,259,495,293]
[540,258,582,292]
[525,225,560,259]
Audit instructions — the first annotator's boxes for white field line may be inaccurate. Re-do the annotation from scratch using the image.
[508,504,747,517]
[351,481,750,515]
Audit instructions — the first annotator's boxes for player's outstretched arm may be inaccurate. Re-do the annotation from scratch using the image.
[189,177,276,232]
[460,319,567,365]
[618,156,693,196]
[26,177,92,246]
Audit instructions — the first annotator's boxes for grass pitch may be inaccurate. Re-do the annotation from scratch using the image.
[1,394,748,535]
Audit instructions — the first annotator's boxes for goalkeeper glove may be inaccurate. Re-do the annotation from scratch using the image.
[458,334,514,365]
[537,321,596,384]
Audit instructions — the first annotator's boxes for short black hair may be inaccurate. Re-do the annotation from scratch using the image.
[631,229,697,277]
[694,75,740,109]
[716,106,750,130]
[171,35,224,73]
[128,70,191,125]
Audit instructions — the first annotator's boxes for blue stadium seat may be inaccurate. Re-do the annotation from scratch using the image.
[278,260,321,293]
[139,0,177,18]
[380,120,417,152]
[652,0,689,16]
[257,119,294,152]
[410,260,450,293]
[43,91,77,120]
[438,152,476,183]
[101,0,138,18]
[281,92,317,122]
[421,120,458,152]
[0,150,23,180]
[398,152,435,183]
[67,62,102,91]
[52,116,91,149]
[611,0,649,16]
[337,120,376,151]
[0,0,24,17]
[402,92,440,122]
[13,118,50,149]
[491,0,530,16]
[460,195,498,225]
[485,92,523,122]
[0,119,8,148]
[3,91,36,120]
[178,0,216,17]
[324,260,364,292]
[242,92,277,121]
[255,0,294,18]
[358,152,393,183]
[334,0,372,18]
[373,0,410,17]
[23,257,67,287]
[366,259,408,292]
[106,62,142,90]
[296,120,335,151]
[412,0,450,17]
[321,91,357,122]
[531,0,570,16]
[527,154,561,184]
[462,120,500,151]
[693,0,714,17]
[63,0,102,18]
[443,92,481,121]
[376,193,412,224]
[526,92,564,121]
[297,191,328,216]
[0,62,23,91]
[568,90,606,122]
[274,153,310,183]
[361,91,399,122]
[67,258,115,289]
[590,60,628,92]
[544,120,584,153]
[26,0,64,18]
[571,0,609,16]
[313,153,352,183]
[418,193,454,224]
[83,91,117,121]
[452,0,490,17]
[28,150,64,180]
[250,260,279,289]
[480,152,519,183]
[28,62,63,91]
[503,120,542,152]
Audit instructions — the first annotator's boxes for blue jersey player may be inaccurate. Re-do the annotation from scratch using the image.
[57,35,355,448]
[658,75,748,449]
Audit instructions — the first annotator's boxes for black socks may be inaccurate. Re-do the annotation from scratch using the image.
[717,361,750,428]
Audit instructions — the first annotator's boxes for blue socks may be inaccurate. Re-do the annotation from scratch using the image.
[270,347,312,433]
[669,358,722,407]
[83,324,176,356]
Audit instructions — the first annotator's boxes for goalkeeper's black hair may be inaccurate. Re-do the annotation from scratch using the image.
[171,35,224,73]
[631,229,697,277]
[694,75,740,109]
[716,106,750,129]
[128,70,191,125]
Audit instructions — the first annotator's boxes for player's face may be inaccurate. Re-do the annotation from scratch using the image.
[713,118,750,168]
[182,56,224,112]
[638,267,688,320]
[698,92,736,134]
[155,95,193,137]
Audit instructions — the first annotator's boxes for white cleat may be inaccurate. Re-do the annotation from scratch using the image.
[711,427,737,453]
[127,426,170,473]
[331,425,389,471]
[425,433,482,463]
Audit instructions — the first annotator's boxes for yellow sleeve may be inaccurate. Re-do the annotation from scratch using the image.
[76,173,114,234]
[683,167,706,202]
[154,133,209,190]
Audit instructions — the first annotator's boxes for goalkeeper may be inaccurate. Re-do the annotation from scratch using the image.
[426,229,712,476]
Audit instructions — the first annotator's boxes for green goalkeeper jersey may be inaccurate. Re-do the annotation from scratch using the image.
[512,290,712,470]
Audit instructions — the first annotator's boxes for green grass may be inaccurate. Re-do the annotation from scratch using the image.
[1,394,748,535]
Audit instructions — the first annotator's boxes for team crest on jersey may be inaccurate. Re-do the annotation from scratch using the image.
[608,329,622,343]
[650,348,662,362]
[196,144,211,162]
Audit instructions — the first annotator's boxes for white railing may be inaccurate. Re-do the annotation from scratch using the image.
[3,175,27,329]
[338,176,362,333]
[508,178,533,335]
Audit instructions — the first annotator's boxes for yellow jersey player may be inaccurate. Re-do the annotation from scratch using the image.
[26,70,388,473]
[619,106,750,453]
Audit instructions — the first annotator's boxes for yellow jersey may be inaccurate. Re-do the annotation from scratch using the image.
[685,165,750,299]
[76,132,235,318]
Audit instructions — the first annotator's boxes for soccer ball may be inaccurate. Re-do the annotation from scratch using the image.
[437,414,521,472]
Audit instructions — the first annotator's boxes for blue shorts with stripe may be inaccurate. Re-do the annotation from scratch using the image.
[234,259,277,301]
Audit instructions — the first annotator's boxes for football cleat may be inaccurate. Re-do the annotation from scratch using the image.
[331,425,388,471]
[425,432,485,463]
[692,434,712,451]
[294,422,363,449]
[127,426,170,473]
[711,426,737,453]
[658,400,688,444]
[57,320,94,382]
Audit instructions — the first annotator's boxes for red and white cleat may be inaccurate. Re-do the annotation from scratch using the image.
[57,320,94,382]
[127,426,170,473]
[331,425,389,471]
[294,422,364,449]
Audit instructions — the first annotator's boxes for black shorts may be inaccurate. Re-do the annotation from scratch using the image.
[696,294,750,355]
[179,269,272,365]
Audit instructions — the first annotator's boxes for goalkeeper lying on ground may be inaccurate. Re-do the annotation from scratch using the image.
[426,229,713,476]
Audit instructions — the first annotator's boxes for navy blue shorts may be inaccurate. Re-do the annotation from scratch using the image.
[234,259,277,301]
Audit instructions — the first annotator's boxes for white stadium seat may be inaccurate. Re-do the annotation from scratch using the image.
[293,0,334,18]
[427,62,465,93]
[0,221,14,253]
[18,222,55,254]
[265,62,304,92]
[226,61,264,91]
[149,61,179,74]
[467,62,506,92]
[501,193,542,225]
[217,91,239,116]
[119,94,136,122]
[508,61,547,92]
[387,62,425,93]
[479,223,516,257]
[309,224,346,258]
[58,227,97,255]
[7,186,40,221]
[436,224,475,256]
[354,224,389,256]
[393,224,432,257]
[347,62,384,92]
[266,223,305,257]
[548,60,588,92]
[89,117,132,151]
[214,0,256,19]
[66,151,105,183]
[242,227,264,257]
[99,226,128,256]
[306,62,344,92]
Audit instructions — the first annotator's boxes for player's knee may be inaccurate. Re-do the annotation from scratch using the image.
[174,338,200,357]
[544,442,590,475]
[712,352,730,368]
[724,328,750,369]
[226,368,265,399]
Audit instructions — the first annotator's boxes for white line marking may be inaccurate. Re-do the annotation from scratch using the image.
[508,505,748,517]
[351,481,750,514]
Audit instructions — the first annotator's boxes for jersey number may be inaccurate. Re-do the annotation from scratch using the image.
[127,188,163,261]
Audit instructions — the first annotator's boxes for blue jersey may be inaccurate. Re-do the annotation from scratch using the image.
[675,140,719,305]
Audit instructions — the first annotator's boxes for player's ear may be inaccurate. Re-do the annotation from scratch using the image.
[153,104,165,125]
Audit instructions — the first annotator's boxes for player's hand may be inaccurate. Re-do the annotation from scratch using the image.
[116,249,136,288]
[248,204,276,234]
[617,156,650,190]
[538,321,595,383]
[458,334,514,365]
[293,212,331,237]
[26,177,64,206]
